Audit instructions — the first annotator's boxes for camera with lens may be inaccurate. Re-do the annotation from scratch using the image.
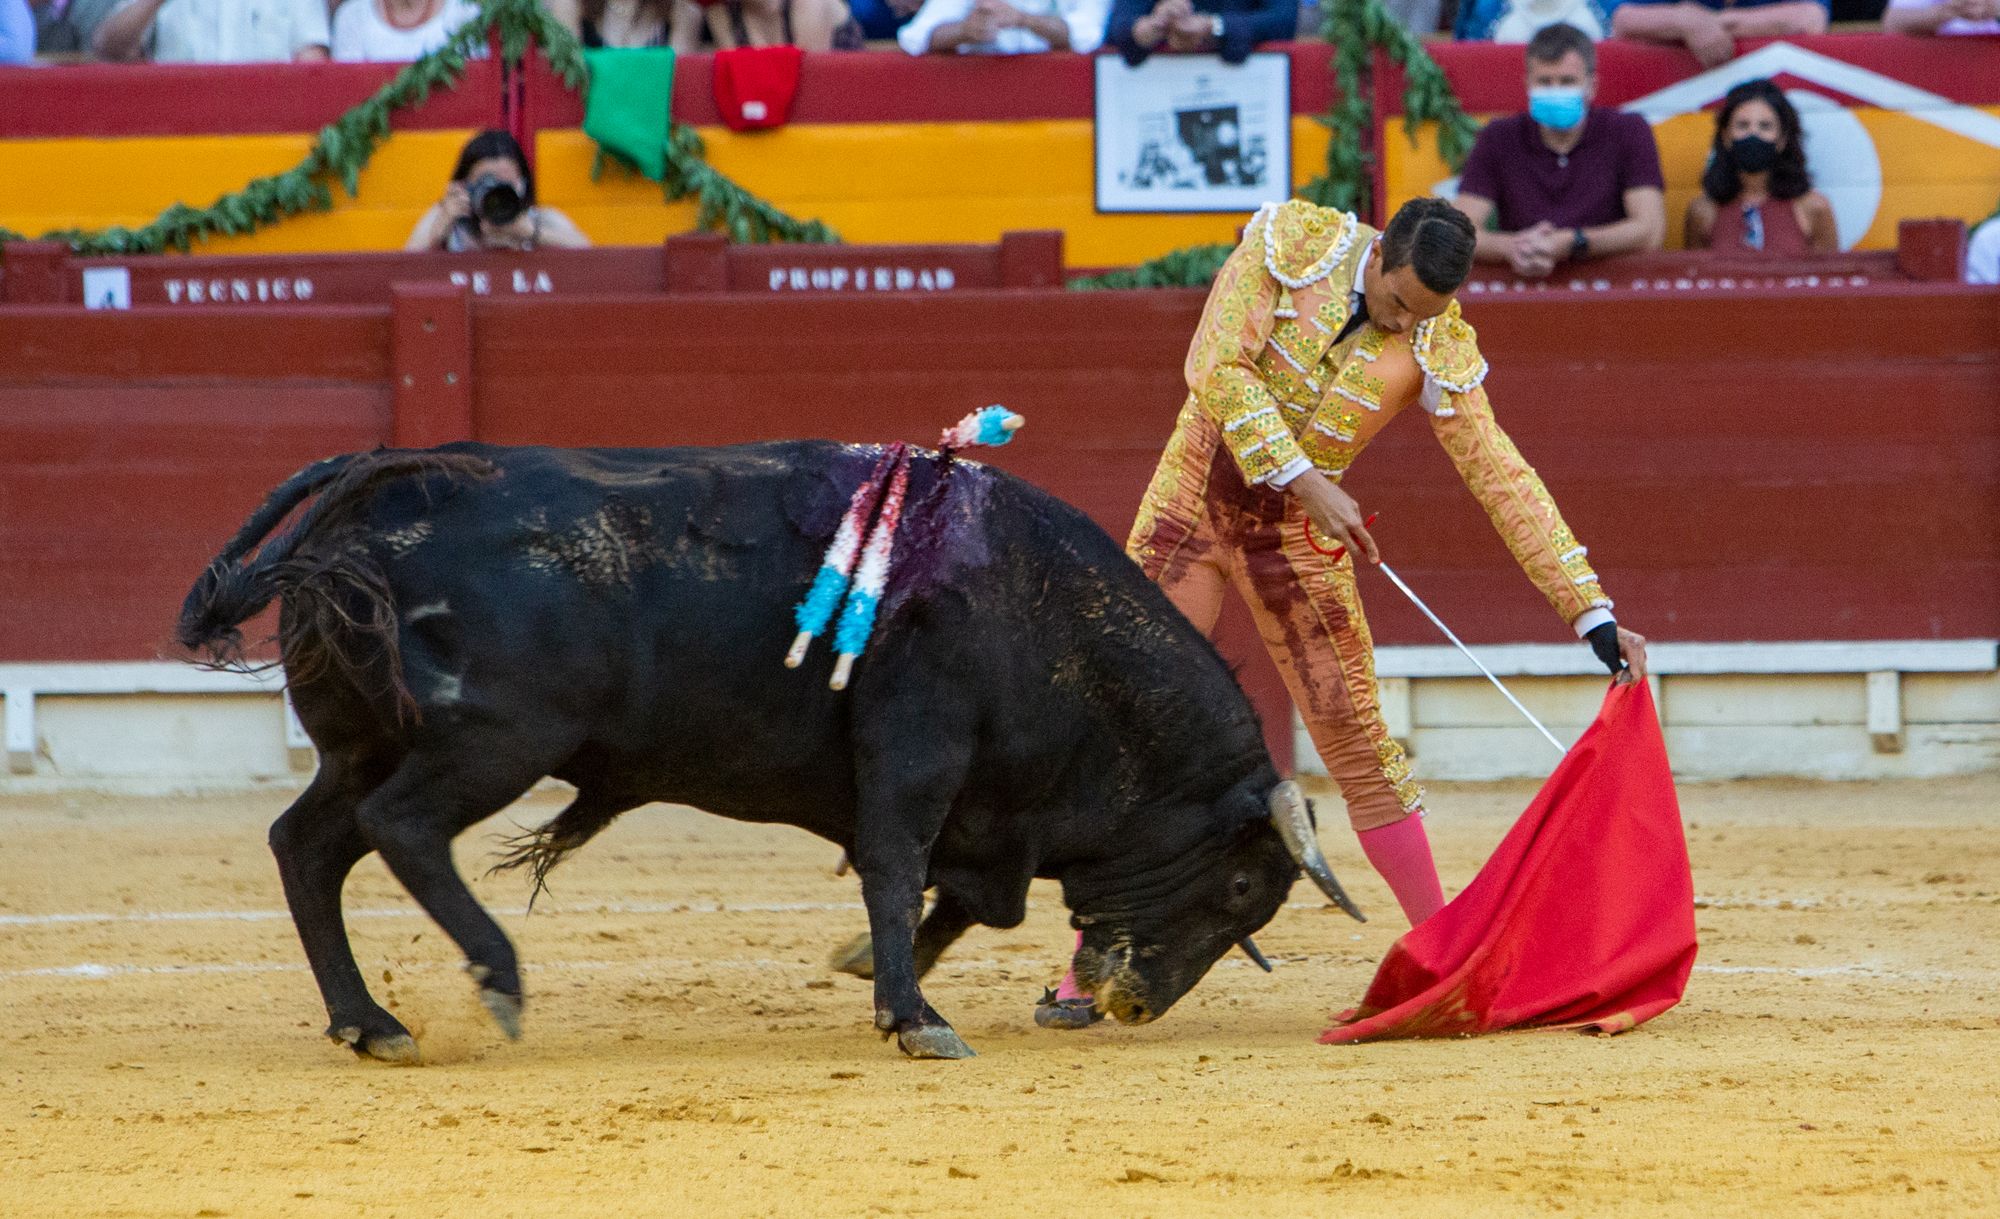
[465,175,525,227]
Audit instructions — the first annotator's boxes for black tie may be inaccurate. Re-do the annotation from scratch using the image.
[1333,292,1369,346]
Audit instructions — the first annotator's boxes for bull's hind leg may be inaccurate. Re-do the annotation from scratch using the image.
[828,893,977,981]
[354,739,560,1043]
[269,755,417,1063]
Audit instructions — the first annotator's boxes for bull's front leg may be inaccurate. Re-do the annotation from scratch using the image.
[848,799,972,1055]
[854,847,974,1059]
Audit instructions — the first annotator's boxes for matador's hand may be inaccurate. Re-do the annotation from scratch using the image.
[1289,469,1378,565]
[1586,622,1649,685]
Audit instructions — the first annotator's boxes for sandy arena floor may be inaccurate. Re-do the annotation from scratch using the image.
[3,775,1996,1218]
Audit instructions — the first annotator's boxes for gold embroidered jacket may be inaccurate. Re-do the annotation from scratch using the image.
[1158,198,1612,628]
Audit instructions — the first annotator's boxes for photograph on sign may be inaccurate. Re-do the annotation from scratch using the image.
[1094,53,1291,214]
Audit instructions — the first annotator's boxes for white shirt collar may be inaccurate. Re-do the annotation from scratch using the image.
[1350,237,1373,301]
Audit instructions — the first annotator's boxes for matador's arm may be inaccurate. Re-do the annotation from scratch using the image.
[1183,212,1312,489]
[1416,306,1615,637]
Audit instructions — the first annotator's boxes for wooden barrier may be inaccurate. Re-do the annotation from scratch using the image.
[4,279,1996,772]
[0,231,1066,307]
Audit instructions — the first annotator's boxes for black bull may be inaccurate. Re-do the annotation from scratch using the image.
[177,442,1361,1061]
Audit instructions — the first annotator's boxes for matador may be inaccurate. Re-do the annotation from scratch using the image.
[1037,196,1649,1029]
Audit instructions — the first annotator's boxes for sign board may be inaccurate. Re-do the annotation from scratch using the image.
[1094,53,1291,214]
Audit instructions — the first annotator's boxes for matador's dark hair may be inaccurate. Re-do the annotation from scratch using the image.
[1380,197,1477,295]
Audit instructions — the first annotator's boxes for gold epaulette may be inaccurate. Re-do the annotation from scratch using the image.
[1252,199,1359,318]
[1412,299,1489,412]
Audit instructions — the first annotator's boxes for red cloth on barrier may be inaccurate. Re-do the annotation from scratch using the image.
[713,46,803,132]
[1322,679,1696,1043]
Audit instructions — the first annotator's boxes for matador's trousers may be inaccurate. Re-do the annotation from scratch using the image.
[1126,423,1423,831]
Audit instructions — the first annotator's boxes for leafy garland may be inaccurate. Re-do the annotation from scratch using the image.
[1069,242,1234,291]
[1075,0,1478,290]
[0,0,831,255]
[1299,0,1478,215]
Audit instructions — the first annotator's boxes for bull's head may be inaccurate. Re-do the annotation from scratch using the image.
[1067,780,1364,1024]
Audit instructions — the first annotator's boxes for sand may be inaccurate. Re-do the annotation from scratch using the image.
[3,775,1996,1218]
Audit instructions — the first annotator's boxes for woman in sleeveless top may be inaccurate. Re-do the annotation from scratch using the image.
[1684,79,1837,256]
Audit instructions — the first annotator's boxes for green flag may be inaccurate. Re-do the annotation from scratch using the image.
[583,47,677,182]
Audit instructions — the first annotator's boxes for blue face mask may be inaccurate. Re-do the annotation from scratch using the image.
[1528,86,1588,132]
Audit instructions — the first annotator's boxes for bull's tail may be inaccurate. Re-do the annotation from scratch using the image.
[487,794,633,909]
[175,450,496,712]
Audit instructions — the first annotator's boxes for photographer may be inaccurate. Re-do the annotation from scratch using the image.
[405,130,591,253]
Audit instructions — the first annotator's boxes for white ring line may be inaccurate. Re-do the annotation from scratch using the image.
[0,955,1051,981]
[4,954,1976,985]
[0,894,1855,928]
[0,901,869,927]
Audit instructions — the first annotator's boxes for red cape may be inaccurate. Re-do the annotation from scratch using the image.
[1323,679,1697,1043]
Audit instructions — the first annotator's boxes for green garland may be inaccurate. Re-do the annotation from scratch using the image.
[1073,0,1479,290]
[1300,0,1478,217]
[1069,242,1233,291]
[661,126,836,244]
[2,0,830,254]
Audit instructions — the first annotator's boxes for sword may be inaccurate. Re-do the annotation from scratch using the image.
[1304,514,1568,758]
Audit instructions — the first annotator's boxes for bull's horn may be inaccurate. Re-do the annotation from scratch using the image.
[1237,937,1274,972]
[1267,780,1367,923]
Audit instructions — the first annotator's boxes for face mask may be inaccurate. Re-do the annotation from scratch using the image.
[1528,86,1588,132]
[1729,135,1779,174]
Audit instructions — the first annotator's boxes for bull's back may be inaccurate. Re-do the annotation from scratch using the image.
[345,442,914,826]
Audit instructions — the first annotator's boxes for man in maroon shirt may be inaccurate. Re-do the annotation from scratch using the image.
[1451,23,1666,280]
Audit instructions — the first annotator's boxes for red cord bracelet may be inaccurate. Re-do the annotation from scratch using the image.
[1300,511,1378,560]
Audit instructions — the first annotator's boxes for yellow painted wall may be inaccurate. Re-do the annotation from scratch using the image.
[0,119,1337,264]
[1381,107,2000,251]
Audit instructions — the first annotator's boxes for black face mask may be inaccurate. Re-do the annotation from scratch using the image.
[1729,135,1779,174]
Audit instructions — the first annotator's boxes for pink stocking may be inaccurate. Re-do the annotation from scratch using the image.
[1358,813,1446,927]
[1053,931,1087,1001]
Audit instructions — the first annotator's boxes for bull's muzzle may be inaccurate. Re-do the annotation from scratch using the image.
[1268,780,1367,923]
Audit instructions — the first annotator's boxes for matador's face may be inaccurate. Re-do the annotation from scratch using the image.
[1361,238,1456,336]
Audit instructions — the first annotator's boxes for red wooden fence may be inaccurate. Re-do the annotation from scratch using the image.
[4,277,1996,770]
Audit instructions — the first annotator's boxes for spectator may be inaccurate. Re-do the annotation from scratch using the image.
[31,0,124,56]
[898,0,1106,52]
[551,0,853,53]
[1107,0,1296,66]
[3,0,33,61]
[1883,0,1998,33]
[92,0,330,60]
[1967,206,1999,284]
[849,0,919,37]
[1456,0,1610,40]
[330,0,476,61]
[1609,0,1827,69]
[1685,79,1836,255]
[1451,23,1665,279]
[405,130,591,253]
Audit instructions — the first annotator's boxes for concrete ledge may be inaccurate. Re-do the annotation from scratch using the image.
[1373,639,1999,678]
[1301,640,2000,783]
[2,645,1996,789]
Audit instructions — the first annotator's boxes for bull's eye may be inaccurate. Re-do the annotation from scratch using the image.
[1232,874,1252,897]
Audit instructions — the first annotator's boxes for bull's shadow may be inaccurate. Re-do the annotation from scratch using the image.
[178,442,1360,1062]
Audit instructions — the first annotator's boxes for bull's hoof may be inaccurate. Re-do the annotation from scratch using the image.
[1033,991,1104,1031]
[465,962,523,1040]
[828,932,875,979]
[329,1021,421,1065]
[479,987,524,1041]
[359,1032,422,1064]
[897,1024,976,1060]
